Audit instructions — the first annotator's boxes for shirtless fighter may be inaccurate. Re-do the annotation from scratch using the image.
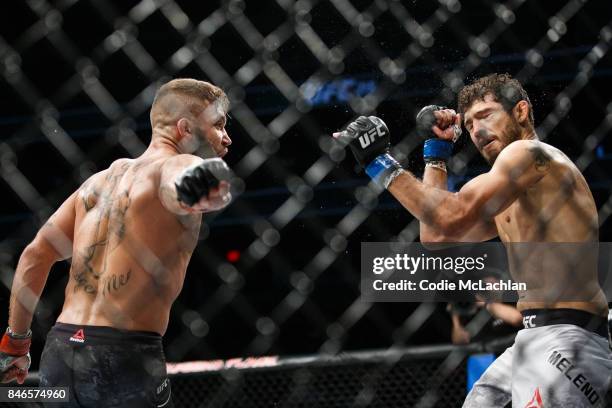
[0,78,233,407]
[335,73,611,407]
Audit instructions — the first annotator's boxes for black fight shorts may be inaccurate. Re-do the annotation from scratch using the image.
[39,323,172,408]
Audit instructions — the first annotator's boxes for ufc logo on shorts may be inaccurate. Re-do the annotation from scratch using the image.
[156,378,169,395]
[523,315,536,328]
[359,124,386,148]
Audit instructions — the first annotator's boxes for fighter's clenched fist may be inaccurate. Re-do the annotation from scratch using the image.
[175,158,232,212]
[333,116,390,167]
[416,105,462,142]
[416,105,462,166]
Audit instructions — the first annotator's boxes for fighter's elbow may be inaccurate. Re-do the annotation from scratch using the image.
[442,196,487,237]
[419,216,465,244]
[434,212,471,238]
[420,227,453,246]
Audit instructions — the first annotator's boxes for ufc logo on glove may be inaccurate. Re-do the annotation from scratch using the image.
[358,123,387,148]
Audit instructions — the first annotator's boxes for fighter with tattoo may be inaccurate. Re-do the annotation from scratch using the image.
[335,73,611,407]
[0,79,233,407]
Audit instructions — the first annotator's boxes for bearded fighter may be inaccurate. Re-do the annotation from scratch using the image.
[334,73,611,407]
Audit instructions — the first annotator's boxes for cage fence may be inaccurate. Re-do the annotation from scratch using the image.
[0,0,611,407]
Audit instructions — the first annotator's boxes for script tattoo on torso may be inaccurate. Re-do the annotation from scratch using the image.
[73,162,132,296]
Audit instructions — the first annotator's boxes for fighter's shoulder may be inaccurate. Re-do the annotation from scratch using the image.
[163,153,202,165]
[76,158,133,190]
[497,139,541,156]
[495,140,558,170]
[159,154,203,173]
[77,168,108,191]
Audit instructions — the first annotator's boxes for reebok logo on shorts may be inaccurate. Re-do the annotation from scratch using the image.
[524,387,543,408]
[547,350,600,405]
[69,329,85,343]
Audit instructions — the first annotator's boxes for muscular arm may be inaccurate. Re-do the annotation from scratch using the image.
[158,154,204,215]
[419,165,498,242]
[9,192,76,334]
[391,140,548,237]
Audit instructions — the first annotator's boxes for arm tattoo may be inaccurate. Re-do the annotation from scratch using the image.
[528,145,551,172]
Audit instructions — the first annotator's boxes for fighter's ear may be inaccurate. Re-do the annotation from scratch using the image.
[512,100,530,125]
[176,118,192,140]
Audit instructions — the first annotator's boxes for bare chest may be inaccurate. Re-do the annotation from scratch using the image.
[494,186,544,242]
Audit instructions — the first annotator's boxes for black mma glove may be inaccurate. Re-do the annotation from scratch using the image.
[334,116,404,188]
[175,158,232,209]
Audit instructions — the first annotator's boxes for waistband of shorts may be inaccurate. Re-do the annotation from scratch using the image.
[50,322,162,346]
[520,309,609,338]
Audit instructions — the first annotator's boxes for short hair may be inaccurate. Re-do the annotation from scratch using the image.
[151,78,229,119]
[458,73,534,125]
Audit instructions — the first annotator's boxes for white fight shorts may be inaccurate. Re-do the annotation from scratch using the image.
[463,309,612,408]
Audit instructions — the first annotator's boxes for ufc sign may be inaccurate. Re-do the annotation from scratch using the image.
[359,123,386,148]
[523,315,536,328]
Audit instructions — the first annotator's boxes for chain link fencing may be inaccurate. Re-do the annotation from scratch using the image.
[1,0,611,407]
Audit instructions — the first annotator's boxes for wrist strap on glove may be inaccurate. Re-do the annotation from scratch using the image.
[365,153,404,189]
[6,328,31,340]
[423,139,453,161]
[1,330,31,356]
[425,160,447,173]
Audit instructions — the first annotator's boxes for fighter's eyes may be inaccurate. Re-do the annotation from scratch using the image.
[465,112,492,131]
[215,117,228,129]
[477,111,492,120]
